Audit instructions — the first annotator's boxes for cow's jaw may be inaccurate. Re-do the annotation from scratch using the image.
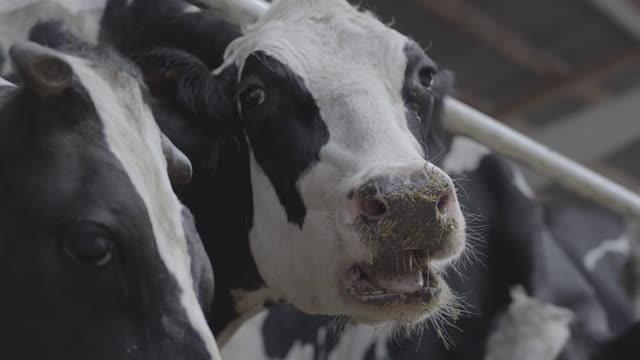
[246,151,345,314]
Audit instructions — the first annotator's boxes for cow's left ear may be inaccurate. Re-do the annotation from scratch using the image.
[132,47,235,132]
[9,41,73,98]
[132,47,213,103]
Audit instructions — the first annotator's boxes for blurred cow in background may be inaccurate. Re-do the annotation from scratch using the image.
[0,21,221,360]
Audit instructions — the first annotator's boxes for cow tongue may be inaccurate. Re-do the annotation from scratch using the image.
[367,252,425,294]
[371,268,424,293]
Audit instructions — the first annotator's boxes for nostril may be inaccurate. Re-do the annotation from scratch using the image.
[437,188,454,215]
[361,198,387,219]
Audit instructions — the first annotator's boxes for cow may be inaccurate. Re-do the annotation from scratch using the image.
[97,0,638,358]
[0,21,221,360]
[220,148,638,360]
[100,0,469,345]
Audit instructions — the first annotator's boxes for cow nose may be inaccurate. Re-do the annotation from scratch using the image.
[353,165,455,223]
[348,163,461,257]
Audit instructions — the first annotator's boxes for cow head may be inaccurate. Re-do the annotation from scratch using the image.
[126,0,466,331]
[0,34,220,359]
[219,0,466,325]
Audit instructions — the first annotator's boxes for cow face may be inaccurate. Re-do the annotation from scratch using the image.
[0,40,219,360]
[217,0,466,325]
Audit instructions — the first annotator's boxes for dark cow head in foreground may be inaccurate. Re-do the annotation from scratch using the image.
[101,0,466,337]
[0,29,220,359]
[215,0,466,325]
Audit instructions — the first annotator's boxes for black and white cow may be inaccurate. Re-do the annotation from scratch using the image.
[98,0,638,358]
[0,22,221,360]
[100,0,468,344]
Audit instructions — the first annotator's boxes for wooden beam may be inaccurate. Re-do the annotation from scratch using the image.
[495,50,640,119]
[415,0,573,78]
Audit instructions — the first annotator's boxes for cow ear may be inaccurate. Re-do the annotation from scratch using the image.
[133,47,236,132]
[161,133,193,186]
[9,41,73,97]
[132,48,210,99]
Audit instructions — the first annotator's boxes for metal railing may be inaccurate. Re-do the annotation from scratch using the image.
[192,0,640,220]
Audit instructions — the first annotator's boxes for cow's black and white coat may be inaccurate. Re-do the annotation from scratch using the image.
[220,138,638,360]
[95,0,638,358]
[0,23,221,360]
[101,0,471,344]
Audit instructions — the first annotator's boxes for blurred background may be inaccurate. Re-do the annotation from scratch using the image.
[352,0,640,192]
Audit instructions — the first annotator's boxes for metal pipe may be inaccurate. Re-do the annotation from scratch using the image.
[188,0,268,26]
[444,98,640,219]
[197,0,640,219]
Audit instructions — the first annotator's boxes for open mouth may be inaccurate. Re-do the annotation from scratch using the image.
[346,250,440,306]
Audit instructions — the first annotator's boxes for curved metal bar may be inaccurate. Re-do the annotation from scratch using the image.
[187,0,268,25]
[444,98,640,219]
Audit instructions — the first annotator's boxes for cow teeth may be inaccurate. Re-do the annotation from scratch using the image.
[362,293,406,306]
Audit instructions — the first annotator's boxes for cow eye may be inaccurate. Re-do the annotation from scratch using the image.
[418,67,436,89]
[61,222,114,267]
[239,85,266,109]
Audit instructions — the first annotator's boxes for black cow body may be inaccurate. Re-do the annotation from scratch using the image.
[0,22,221,360]
[98,0,638,359]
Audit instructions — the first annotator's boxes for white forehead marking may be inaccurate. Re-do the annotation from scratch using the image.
[216,0,424,162]
[62,54,221,360]
[219,0,406,88]
[0,77,15,87]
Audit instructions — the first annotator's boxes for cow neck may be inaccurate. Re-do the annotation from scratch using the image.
[176,129,279,341]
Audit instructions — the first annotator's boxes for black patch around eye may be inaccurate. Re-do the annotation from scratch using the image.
[60,221,115,267]
[239,52,329,227]
[401,42,452,166]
